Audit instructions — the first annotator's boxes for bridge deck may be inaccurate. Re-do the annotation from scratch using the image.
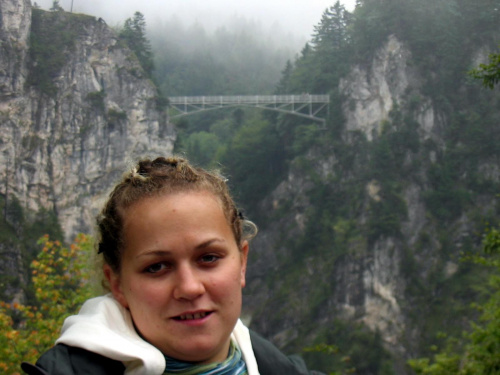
[169,95,330,105]
[168,94,330,123]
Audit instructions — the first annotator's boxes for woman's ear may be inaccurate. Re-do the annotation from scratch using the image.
[103,264,129,309]
[240,240,249,288]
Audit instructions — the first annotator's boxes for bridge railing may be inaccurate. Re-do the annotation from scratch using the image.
[169,95,330,105]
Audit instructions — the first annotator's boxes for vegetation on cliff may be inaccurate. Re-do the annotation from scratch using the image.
[28,7,96,95]
[409,228,500,374]
[119,12,154,78]
[469,45,500,89]
[0,196,63,302]
[408,33,500,375]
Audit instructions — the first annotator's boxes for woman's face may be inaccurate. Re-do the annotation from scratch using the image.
[105,191,248,364]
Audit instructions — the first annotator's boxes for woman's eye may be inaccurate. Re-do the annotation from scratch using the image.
[145,263,168,273]
[200,254,220,264]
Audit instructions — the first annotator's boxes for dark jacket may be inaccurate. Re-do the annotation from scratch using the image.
[22,331,324,375]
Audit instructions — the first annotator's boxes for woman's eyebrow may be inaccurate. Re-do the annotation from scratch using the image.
[134,239,227,259]
[195,238,226,250]
[134,250,172,259]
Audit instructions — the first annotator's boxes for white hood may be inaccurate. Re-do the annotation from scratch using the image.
[56,294,259,375]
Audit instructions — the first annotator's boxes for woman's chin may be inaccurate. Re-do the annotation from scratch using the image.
[163,339,230,364]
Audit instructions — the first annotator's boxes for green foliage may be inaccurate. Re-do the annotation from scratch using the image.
[469,46,500,89]
[422,80,500,221]
[483,227,500,257]
[49,0,63,12]
[107,109,127,128]
[0,235,95,374]
[119,12,154,77]
[301,321,394,375]
[276,0,354,95]
[174,109,286,217]
[183,131,221,167]
[154,95,170,111]
[0,196,64,301]
[292,124,322,155]
[209,117,239,143]
[367,190,407,243]
[424,159,471,222]
[408,227,500,374]
[24,208,64,258]
[86,90,106,112]
[275,60,294,94]
[309,1,353,92]
[220,117,286,211]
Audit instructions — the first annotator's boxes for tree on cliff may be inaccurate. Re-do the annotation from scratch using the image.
[312,1,351,51]
[50,0,63,12]
[119,12,154,77]
[469,47,500,89]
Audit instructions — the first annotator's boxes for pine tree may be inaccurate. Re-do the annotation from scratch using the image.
[119,12,154,77]
[275,60,293,94]
[310,1,352,92]
[470,47,500,89]
[50,0,63,11]
[312,1,351,51]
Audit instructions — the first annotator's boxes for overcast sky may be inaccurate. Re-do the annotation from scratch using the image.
[34,0,356,40]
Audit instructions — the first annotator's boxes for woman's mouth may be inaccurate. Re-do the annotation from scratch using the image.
[174,311,212,321]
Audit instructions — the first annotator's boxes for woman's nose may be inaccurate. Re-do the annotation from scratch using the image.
[173,265,205,300]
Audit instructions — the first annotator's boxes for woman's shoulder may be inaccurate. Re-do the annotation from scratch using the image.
[249,330,325,375]
[21,344,125,375]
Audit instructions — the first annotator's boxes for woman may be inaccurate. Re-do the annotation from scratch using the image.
[22,157,323,375]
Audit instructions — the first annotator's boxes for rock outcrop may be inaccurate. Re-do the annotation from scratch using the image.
[0,0,31,97]
[0,1,174,238]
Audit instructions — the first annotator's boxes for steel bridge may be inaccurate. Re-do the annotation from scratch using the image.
[167,95,330,124]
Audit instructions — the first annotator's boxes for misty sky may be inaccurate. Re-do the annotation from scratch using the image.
[34,0,356,40]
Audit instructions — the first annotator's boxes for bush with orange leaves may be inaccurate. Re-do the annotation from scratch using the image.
[0,234,95,374]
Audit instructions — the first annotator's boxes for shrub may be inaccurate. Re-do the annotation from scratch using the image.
[0,234,95,373]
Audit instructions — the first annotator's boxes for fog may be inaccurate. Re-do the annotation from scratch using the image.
[33,0,356,40]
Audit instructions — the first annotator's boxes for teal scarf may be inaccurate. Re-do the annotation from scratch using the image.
[163,341,247,375]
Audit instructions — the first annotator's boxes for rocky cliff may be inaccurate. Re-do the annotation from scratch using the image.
[0,0,174,299]
[1,1,174,235]
[244,44,406,365]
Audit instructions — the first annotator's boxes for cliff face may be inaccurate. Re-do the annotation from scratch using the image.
[0,0,174,299]
[0,1,174,237]
[0,0,30,97]
[245,36,415,350]
[340,35,436,141]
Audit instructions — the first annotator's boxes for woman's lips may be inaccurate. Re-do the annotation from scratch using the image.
[172,311,213,322]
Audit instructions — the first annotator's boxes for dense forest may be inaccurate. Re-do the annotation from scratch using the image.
[1,0,500,373]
